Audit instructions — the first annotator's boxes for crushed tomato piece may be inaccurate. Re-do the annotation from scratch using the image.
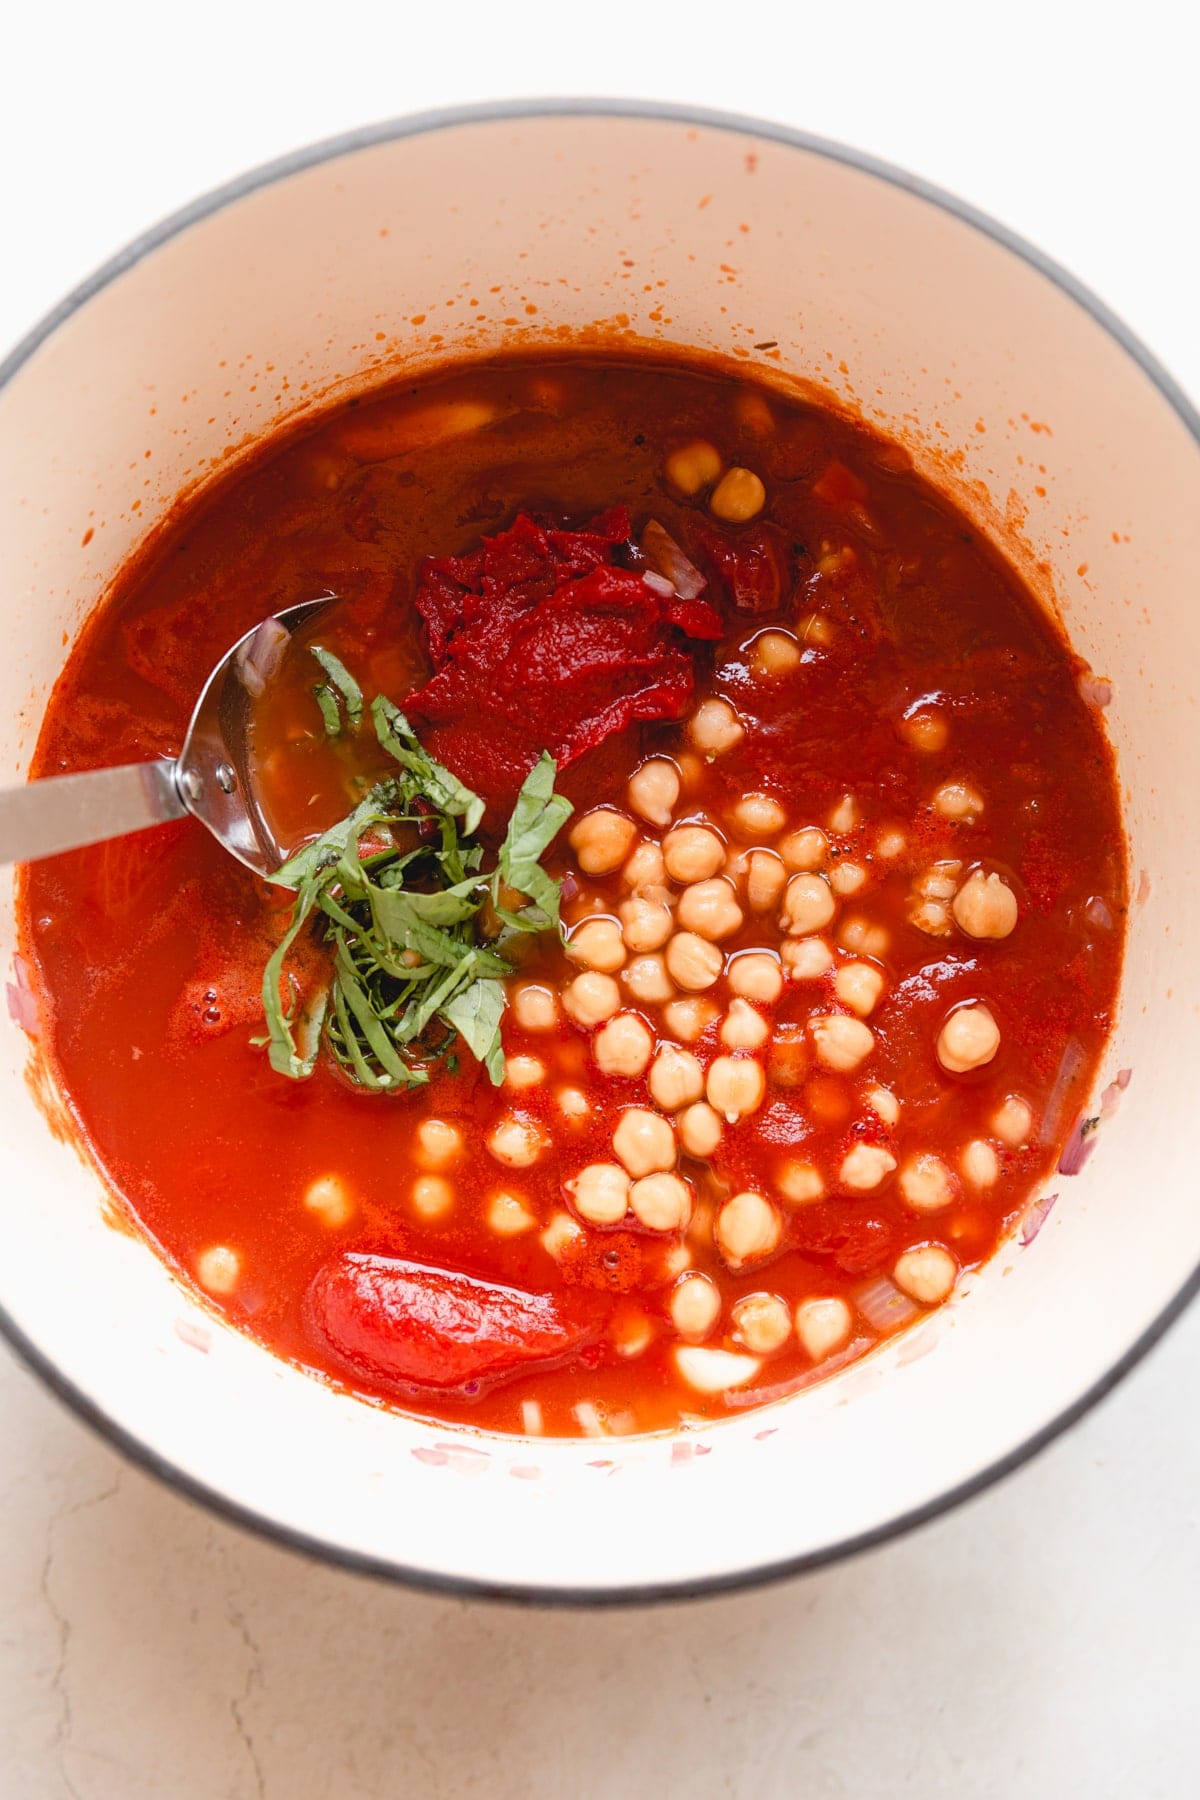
[404,508,722,812]
[306,1253,605,1392]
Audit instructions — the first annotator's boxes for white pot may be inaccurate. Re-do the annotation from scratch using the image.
[1,102,1196,1602]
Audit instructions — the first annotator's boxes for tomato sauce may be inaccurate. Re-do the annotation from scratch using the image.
[19,356,1126,1437]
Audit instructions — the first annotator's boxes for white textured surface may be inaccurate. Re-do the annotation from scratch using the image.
[1,1,1198,1793]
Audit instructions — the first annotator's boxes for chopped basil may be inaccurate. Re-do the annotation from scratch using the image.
[256,693,572,1092]
[311,645,364,736]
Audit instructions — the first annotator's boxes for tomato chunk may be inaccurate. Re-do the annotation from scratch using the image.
[306,1254,604,1391]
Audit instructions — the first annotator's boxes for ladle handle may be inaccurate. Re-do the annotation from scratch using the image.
[0,762,187,866]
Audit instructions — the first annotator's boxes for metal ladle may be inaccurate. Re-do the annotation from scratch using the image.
[0,599,330,878]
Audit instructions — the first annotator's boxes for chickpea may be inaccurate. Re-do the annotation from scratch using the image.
[412,1175,454,1220]
[511,983,558,1031]
[706,1054,767,1121]
[487,1190,537,1236]
[900,709,948,753]
[767,1023,809,1089]
[565,917,626,973]
[936,1004,1000,1075]
[415,1117,464,1170]
[728,951,783,1004]
[649,1044,705,1111]
[840,1142,898,1192]
[780,872,837,936]
[779,826,828,871]
[833,960,886,1017]
[838,916,890,958]
[618,894,673,955]
[663,997,720,1043]
[918,861,962,901]
[566,1162,630,1226]
[558,1085,591,1121]
[562,971,622,1028]
[540,1210,585,1259]
[732,1292,791,1354]
[711,466,766,523]
[196,1245,240,1295]
[688,698,745,757]
[569,807,638,874]
[933,780,984,821]
[828,794,860,834]
[594,1012,655,1079]
[953,869,1019,940]
[875,827,907,859]
[746,848,787,914]
[911,899,952,938]
[829,861,867,897]
[622,953,676,1005]
[304,1175,356,1228]
[893,1244,958,1305]
[660,1242,693,1280]
[866,1084,901,1126]
[797,611,836,647]
[677,1100,723,1158]
[778,1160,824,1203]
[961,1139,1000,1187]
[628,757,681,827]
[750,630,801,678]
[730,793,786,838]
[611,1308,655,1359]
[670,1272,722,1341]
[720,998,770,1049]
[781,937,834,981]
[630,1171,694,1232]
[993,1095,1033,1147]
[665,438,722,495]
[675,751,705,793]
[811,1014,875,1072]
[612,1108,677,1177]
[623,841,668,890]
[665,931,724,991]
[676,877,744,942]
[663,823,726,882]
[716,1190,781,1267]
[724,846,751,887]
[898,1153,956,1212]
[487,1115,546,1169]
[794,1296,853,1361]
[504,1054,546,1091]
[733,390,775,437]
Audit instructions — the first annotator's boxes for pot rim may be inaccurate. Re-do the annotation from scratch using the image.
[3,96,1197,1608]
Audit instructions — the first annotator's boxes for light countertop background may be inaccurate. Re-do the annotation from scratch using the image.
[2,4,1198,1794]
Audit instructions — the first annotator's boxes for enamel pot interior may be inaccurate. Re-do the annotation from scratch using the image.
[0,105,1196,1601]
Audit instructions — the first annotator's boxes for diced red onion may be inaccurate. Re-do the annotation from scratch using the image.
[641,519,707,600]
[724,1339,869,1407]
[174,1318,211,1353]
[1102,1068,1133,1111]
[235,616,290,699]
[1058,1066,1132,1176]
[1041,1036,1085,1149]
[642,570,675,599]
[1020,1191,1058,1246]
[1085,895,1114,930]
[5,981,38,1035]
[1077,670,1112,709]
[855,1276,919,1332]
[1058,1115,1099,1176]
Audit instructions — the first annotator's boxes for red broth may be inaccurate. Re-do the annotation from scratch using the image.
[19,356,1126,1437]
